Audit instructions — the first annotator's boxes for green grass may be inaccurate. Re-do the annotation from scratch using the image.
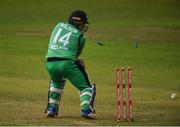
[0,0,180,125]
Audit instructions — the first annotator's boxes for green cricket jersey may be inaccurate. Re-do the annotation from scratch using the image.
[46,22,86,60]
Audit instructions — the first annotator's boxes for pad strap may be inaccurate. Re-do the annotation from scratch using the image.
[49,98,60,105]
[50,87,63,94]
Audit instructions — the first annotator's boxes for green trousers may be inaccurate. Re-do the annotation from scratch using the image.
[45,59,91,91]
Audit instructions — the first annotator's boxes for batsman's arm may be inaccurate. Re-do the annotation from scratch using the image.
[76,34,85,57]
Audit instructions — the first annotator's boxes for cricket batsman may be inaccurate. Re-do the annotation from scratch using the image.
[44,10,96,119]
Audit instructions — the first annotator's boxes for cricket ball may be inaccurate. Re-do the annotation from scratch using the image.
[171,93,177,100]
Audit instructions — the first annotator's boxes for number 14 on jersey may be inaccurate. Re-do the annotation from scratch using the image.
[51,28,72,50]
